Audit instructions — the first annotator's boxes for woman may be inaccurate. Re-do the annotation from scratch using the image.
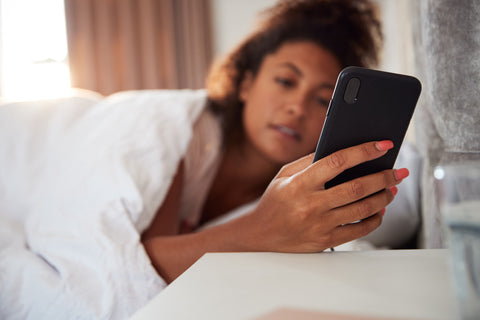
[142,0,405,281]
[0,0,414,319]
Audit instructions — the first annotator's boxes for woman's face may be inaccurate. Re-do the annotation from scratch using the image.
[240,41,342,165]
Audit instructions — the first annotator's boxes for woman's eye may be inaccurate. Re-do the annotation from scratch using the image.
[274,77,294,87]
[316,97,330,107]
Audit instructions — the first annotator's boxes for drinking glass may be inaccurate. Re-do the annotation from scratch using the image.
[434,160,480,320]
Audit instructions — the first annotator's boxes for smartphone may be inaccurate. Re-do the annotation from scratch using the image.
[313,66,421,189]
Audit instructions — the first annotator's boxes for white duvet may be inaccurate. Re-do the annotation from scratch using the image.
[0,89,206,319]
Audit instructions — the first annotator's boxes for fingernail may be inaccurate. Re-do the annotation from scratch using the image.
[376,140,394,151]
[381,208,386,216]
[389,186,398,196]
[395,168,410,180]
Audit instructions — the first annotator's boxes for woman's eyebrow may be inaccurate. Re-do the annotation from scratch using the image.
[278,62,303,76]
[277,62,336,90]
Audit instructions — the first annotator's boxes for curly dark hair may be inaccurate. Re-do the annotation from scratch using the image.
[206,0,383,146]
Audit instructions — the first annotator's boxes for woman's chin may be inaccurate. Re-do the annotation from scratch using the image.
[263,148,309,166]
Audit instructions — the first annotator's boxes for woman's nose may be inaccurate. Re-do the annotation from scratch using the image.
[286,94,309,116]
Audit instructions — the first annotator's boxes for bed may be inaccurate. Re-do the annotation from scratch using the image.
[0,89,422,319]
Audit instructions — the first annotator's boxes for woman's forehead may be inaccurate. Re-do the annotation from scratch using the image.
[260,41,341,80]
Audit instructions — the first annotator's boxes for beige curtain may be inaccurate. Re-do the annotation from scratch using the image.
[64,0,213,95]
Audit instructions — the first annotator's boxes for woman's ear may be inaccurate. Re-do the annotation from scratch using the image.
[239,71,253,102]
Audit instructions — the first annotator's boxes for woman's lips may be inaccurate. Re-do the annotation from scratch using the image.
[271,124,301,141]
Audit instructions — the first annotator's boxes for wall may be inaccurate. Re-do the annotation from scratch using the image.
[210,0,276,56]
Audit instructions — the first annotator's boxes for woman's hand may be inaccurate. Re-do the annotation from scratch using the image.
[245,140,407,252]
[143,140,408,282]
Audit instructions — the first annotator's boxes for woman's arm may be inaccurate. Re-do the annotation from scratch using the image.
[142,162,185,240]
[142,141,407,283]
[141,159,259,282]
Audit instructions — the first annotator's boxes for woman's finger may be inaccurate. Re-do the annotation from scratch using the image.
[323,168,407,209]
[297,140,394,190]
[323,188,395,226]
[327,213,383,248]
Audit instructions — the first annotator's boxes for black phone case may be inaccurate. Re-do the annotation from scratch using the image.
[313,66,421,189]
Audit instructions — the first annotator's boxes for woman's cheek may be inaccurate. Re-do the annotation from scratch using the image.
[306,115,326,149]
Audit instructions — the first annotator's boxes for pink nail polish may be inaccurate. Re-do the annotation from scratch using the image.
[376,140,394,151]
[389,186,398,196]
[395,168,409,180]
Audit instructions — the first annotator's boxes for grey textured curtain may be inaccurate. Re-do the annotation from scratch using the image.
[64,0,213,95]
[376,0,480,248]
[411,0,480,248]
